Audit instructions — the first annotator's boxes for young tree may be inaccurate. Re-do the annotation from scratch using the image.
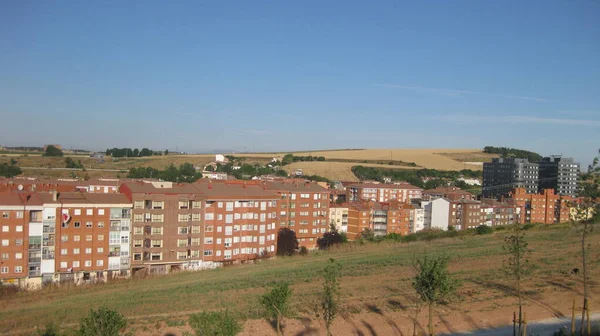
[316,223,345,250]
[503,223,531,336]
[78,307,127,336]
[572,149,600,335]
[276,228,299,256]
[316,258,342,336]
[260,282,292,336]
[164,149,169,156]
[412,255,459,336]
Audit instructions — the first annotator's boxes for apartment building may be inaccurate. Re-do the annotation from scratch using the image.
[263,180,330,249]
[329,204,348,232]
[538,156,580,197]
[480,199,519,227]
[449,200,484,230]
[421,198,450,230]
[120,181,208,274]
[510,188,572,224]
[346,183,423,203]
[195,180,280,263]
[423,187,474,201]
[345,201,410,240]
[1,191,132,287]
[483,158,539,198]
[409,204,425,233]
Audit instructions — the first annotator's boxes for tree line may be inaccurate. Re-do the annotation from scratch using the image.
[281,153,325,165]
[105,148,160,157]
[351,166,481,190]
[483,146,542,162]
[0,159,22,178]
[127,163,202,182]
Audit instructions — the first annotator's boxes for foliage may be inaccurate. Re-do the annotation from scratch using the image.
[475,225,493,235]
[0,161,22,178]
[43,145,63,157]
[412,254,459,336]
[78,307,127,336]
[259,282,292,336]
[503,223,531,335]
[298,246,309,256]
[317,258,342,336]
[317,224,346,249]
[65,157,84,169]
[483,146,542,162]
[358,228,375,241]
[37,323,61,336]
[105,147,154,157]
[281,154,325,166]
[211,161,288,180]
[188,310,242,336]
[302,175,331,184]
[127,163,202,182]
[277,228,299,256]
[351,165,481,188]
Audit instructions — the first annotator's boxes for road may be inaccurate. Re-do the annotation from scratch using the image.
[442,312,600,335]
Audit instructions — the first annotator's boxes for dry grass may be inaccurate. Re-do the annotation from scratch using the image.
[0,224,597,335]
[284,161,418,181]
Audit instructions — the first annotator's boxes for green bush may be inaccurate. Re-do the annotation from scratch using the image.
[37,323,61,336]
[494,225,506,231]
[299,246,309,256]
[475,225,493,235]
[522,223,536,230]
[189,311,242,336]
[79,307,127,336]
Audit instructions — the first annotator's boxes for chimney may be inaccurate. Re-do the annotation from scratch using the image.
[52,190,58,202]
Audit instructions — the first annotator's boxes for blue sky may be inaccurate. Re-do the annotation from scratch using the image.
[1,1,599,166]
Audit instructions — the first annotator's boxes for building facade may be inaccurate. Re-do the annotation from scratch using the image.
[346,183,423,203]
[538,156,579,197]
[483,158,539,198]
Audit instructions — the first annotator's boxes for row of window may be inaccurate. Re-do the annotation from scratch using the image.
[60,247,106,255]
[205,212,276,222]
[1,225,24,232]
[62,221,106,229]
[1,239,23,246]
[1,252,23,260]
[1,211,24,219]
[59,260,104,268]
[1,266,22,273]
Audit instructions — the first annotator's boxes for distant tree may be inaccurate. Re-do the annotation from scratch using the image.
[43,145,63,157]
[9,158,17,165]
[139,148,153,157]
[475,225,493,235]
[359,228,375,241]
[412,255,459,336]
[275,170,288,177]
[277,228,299,256]
[316,258,342,336]
[0,162,22,178]
[179,162,196,176]
[260,282,292,336]
[78,307,127,336]
[281,154,294,166]
[164,149,169,156]
[133,148,139,157]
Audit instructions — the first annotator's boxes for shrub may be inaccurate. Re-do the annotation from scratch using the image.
[475,225,493,235]
[189,311,242,336]
[522,223,535,230]
[260,282,292,336]
[494,225,506,231]
[37,323,61,336]
[299,246,309,256]
[78,307,127,336]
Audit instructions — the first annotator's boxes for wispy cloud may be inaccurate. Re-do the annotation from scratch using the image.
[432,114,600,126]
[379,84,554,102]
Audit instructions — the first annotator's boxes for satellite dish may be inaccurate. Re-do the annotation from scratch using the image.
[17,185,23,191]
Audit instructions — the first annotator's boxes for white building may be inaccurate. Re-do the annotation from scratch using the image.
[421,198,450,231]
[410,205,425,233]
[202,172,228,180]
[458,178,481,186]
[328,206,348,232]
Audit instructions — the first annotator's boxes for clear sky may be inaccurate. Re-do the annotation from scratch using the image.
[1,1,599,166]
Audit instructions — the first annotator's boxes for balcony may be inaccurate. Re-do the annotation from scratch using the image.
[29,257,42,263]
[109,251,120,257]
[29,244,41,250]
[30,211,43,223]
[43,227,55,234]
[29,270,41,277]
[42,253,55,260]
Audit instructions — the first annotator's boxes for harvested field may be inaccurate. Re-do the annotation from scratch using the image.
[284,161,417,181]
[1,224,598,336]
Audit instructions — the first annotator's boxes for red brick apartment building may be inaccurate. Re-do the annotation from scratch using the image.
[449,199,484,230]
[345,200,411,240]
[346,183,423,203]
[262,180,330,249]
[1,191,132,287]
[480,199,519,227]
[509,188,572,224]
[423,187,474,201]
[120,180,281,274]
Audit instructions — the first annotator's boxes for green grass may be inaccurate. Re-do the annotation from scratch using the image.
[0,224,596,334]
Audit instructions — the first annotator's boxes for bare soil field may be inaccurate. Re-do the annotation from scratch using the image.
[1,224,597,336]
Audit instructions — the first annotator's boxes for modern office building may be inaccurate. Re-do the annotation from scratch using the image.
[538,156,579,197]
[483,158,539,198]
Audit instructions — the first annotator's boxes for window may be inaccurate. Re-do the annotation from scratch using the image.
[14,266,23,273]
[192,213,201,221]
[218,202,223,208]
[192,201,201,209]
[152,201,164,210]
[217,226,222,233]
[204,237,213,244]
[109,232,120,245]
[178,214,190,222]
[74,209,81,216]
[151,227,163,235]
[85,260,92,267]
[86,235,92,241]
[98,209,105,215]
[86,209,93,215]
[133,239,143,247]
[226,202,234,211]
[134,214,143,222]
[1,239,9,246]
[73,248,80,255]
[98,221,105,228]
[177,251,187,260]
[217,214,223,220]
[97,247,104,253]
[133,227,143,235]
[191,237,200,246]
[72,261,80,268]
[86,222,93,228]
[134,201,144,209]
[151,253,161,261]
[177,239,187,247]
[96,260,104,267]
[178,226,189,234]
[205,225,213,232]
[0,267,8,274]
[191,226,200,233]
[179,201,189,209]
[1,253,8,260]
[15,239,23,246]
[2,226,8,232]
[61,249,67,255]
[205,213,214,220]
[85,248,92,254]
[151,214,164,222]
[151,240,162,248]
[225,214,233,224]
[74,221,81,228]
[73,235,80,242]
[204,250,213,256]
[15,252,22,259]
[134,253,142,260]
[216,250,222,256]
